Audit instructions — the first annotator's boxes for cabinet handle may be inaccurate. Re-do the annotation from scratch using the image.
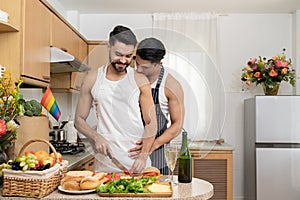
[43,76,50,80]
[60,47,68,52]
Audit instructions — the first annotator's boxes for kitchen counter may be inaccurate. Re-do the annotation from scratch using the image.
[65,140,233,171]
[63,141,94,171]
[189,141,234,151]
[0,176,213,200]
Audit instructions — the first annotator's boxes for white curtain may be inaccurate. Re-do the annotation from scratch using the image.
[152,13,225,142]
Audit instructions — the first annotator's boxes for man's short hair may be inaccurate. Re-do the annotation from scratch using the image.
[109,25,137,47]
[136,37,166,63]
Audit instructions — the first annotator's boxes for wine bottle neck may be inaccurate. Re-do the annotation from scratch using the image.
[180,131,189,155]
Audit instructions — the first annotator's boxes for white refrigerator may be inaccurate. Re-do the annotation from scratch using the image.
[244,96,300,200]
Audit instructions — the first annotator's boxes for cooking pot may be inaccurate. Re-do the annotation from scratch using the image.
[49,121,69,142]
[49,129,67,142]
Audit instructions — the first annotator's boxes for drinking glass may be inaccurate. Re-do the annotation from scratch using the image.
[164,143,179,183]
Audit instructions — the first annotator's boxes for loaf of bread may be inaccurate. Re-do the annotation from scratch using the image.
[80,172,106,190]
[61,180,81,191]
[66,170,94,177]
[92,172,106,180]
[80,176,101,190]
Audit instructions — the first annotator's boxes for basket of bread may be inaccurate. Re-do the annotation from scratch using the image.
[1,139,68,198]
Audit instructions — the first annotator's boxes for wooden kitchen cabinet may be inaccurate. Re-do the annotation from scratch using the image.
[0,0,22,80]
[87,42,109,70]
[174,148,233,200]
[50,13,88,92]
[76,157,95,171]
[22,0,51,84]
[0,0,50,87]
[69,37,88,91]
[0,21,19,32]
[51,14,79,58]
[192,150,233,200]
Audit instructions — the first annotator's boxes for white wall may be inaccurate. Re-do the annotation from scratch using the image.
[218,13,293,200]
[294,10,300,94]
[79,14,152,40]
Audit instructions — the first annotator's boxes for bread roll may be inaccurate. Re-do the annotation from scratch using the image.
[61,180,81,191]
[61,175,82,184]
[66,170,93,177]
[80,176,101,190]
[80,172,108,190]
[92,172,106,180]
[142,166,161,179]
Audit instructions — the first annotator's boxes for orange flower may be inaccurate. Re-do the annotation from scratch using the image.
[269,69,278,77]
[281,68,287,74]
[254,72,260,78]
[246,80,251,86]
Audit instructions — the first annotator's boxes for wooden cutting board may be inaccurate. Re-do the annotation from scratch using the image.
[98,182,172,197]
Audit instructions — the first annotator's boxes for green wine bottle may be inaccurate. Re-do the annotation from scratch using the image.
[178,129,192,183]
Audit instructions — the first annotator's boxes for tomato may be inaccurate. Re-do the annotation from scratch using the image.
[123,171,133,177]
[105,172,121,182]
[142,171,158,177]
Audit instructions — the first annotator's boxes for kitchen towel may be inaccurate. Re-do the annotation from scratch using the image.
[40,86,61,121]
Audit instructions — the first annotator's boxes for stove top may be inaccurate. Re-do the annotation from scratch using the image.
[50,140,85,155]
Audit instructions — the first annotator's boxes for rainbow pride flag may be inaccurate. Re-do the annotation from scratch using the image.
[40,86,61,121]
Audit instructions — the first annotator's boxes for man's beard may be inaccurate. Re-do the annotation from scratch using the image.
[111,60,130,72]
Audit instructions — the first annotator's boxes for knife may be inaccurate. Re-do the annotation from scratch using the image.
[107,151,128,172]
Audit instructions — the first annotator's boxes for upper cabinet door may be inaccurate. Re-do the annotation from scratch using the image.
[88,43,108,71]
[22,0,51,83]
[51,14,79,59]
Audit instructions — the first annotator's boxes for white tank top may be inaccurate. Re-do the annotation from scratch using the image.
[151,67,169,119]
[91,65,151,172]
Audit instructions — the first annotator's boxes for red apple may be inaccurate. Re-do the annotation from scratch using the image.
[41,156,55,167]
[50,152,63,163]
[33,162,41,170]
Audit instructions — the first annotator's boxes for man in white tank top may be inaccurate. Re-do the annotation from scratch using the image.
[75,26,157,173]
[128,38,185,174]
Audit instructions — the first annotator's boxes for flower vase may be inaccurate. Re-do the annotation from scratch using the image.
[262,82,280,95]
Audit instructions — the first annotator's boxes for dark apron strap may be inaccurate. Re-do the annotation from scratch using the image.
[149,67,169,175]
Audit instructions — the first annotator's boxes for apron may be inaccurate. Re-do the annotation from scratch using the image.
[149,67,169,175]
[92,65,150,172]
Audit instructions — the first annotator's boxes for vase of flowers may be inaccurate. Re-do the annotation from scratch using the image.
[0,69,23,161]
[241,49,296,95]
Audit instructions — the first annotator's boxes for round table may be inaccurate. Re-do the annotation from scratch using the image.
[170,176,214,199]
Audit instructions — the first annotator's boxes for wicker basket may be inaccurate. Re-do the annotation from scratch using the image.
[2,139,68,198]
